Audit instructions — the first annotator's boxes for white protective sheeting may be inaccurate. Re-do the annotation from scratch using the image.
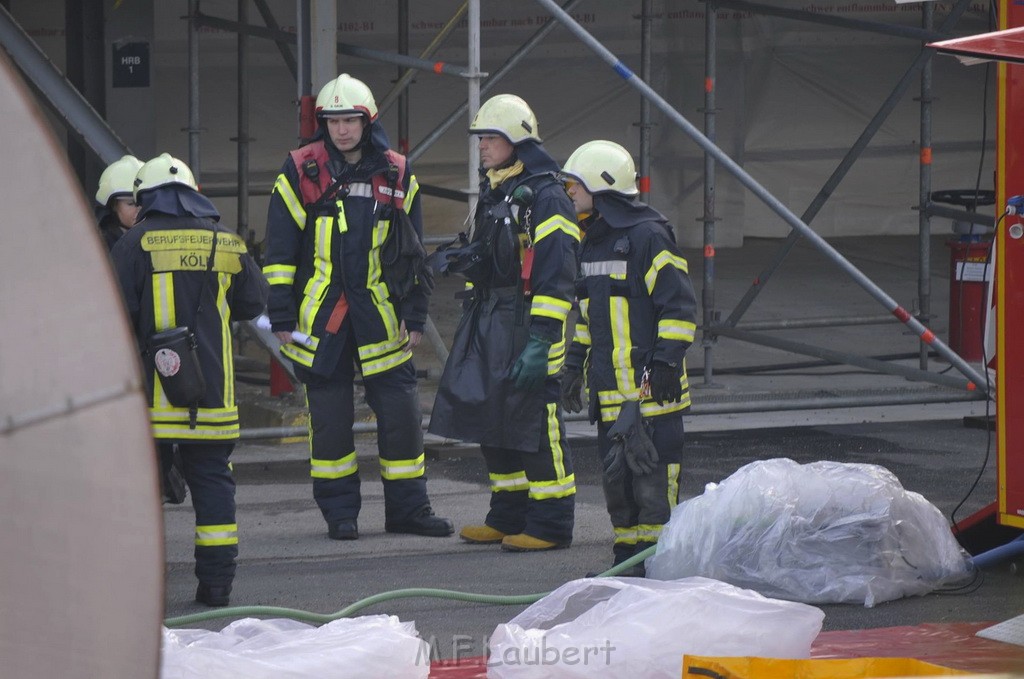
[646,458,972,607]
[161,616,430,679]
[488,576,824,679]
[0,51,163,677]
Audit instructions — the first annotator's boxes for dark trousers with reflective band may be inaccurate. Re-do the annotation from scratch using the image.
[161,441,237,587]
[303,337,429,525]
[482,397,576,544]
[597,413,683,564]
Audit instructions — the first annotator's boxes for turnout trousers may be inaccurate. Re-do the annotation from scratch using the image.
[160,441,237,587]
[302,330,430,525]
[480,380,576,544]
[596,413,684,564]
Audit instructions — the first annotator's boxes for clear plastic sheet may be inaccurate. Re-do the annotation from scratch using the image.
[487,576,824,679]
[646,458,972,606]
[160,615,430,679]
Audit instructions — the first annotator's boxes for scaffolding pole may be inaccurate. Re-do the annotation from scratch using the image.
[532,0,989,395]
[187,0,201,179]
[918,2,934,370]
[701,0,719,386]
[408,0,584,165]
[379,3,467,115]
[235,0,251,239]
[192,12,474,78]
[638,0,653,204]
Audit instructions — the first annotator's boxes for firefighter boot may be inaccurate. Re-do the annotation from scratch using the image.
[385,506,454,537]
[459,524,507,544]
[328,519,358,540]
[196,582,232,607]
[500,534,569,552]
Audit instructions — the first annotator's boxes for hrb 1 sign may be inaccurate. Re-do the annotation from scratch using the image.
[112,42,149,88]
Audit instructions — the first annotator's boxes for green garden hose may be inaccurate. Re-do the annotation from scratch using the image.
[163,545,656,627]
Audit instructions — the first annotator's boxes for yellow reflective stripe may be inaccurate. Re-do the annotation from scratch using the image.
[296,215,333,336]
[490,471,529,493]
[263,264,296,286]
[367,219,400,339]
[644,250,689,295]
[141,230,247,253]
[532,215,581,244]
[152,271,176,331]
[195,523,238,547]
[405,173,420,213]
[547,337,565,375]
[595,389,690,423]
[658,318,696,342]
[274,174,307,229]
[217,272,234,408]
[613,526,638,545]
[281,342,315,367]
[528,474,576,500]
[546,403,566,478]
[636,524,662,543]
[610,297,633,393]
[530,294,572,322]
[152,422,240,440]
[667,463,680,508]
[380,454,426,480]
[573,323,591,345]
[311,451,358,479]
[360,348,411,376]
[151,405,238,419]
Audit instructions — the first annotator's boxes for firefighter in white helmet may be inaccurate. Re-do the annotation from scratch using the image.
[262,73,452,541]
[95,154,143,250]
[560,140,697,576]
[429,94,580,552]
[111,153,269,606]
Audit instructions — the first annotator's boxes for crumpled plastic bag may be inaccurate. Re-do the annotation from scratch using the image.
[487,576,824,679]
[646,458,972,607]
[160,615,430,679]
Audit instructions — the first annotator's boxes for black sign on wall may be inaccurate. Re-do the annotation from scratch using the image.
[112,42,149,88]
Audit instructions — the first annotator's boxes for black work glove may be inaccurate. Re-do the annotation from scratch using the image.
[511,336,552,391]
[606,401,659,478]
[560,368,585,414]
[603,439,627,483]
[648,361,682,405]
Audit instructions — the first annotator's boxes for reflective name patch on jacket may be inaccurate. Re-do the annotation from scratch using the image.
[142,230,248,274]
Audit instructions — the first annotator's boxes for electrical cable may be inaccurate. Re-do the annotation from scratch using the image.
[163,544,658,628]
[949,209,1006,532]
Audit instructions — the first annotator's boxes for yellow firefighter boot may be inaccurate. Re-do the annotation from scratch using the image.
[459,524,507,544]
[500,533,568,552]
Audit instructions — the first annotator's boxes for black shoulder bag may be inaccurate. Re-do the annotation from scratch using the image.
[146,227,218,427]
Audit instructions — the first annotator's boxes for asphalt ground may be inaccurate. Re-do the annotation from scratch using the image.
[161,404,1024,661]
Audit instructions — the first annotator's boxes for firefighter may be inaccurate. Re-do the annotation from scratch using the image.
[263,73,452,541]
[96,154,143,250]
[111,153,269,607]
[559,140,697,575]
[429,94,579,552]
